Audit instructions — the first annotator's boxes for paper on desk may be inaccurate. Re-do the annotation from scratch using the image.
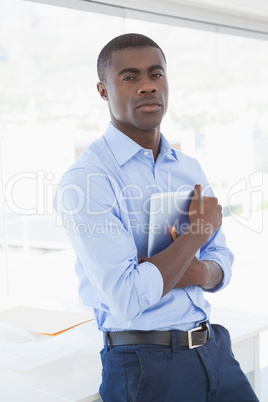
[0,305,94,336]
[0,320,102,371]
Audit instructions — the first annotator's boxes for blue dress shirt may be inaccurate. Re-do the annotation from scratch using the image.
[55,123,234,332]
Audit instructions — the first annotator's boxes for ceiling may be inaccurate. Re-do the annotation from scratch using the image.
[29,0,268,36]
[168,0,268,19]
[85,0,268,19]
[87,0,268,34]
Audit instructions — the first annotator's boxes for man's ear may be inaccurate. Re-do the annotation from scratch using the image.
[97,82,109,101]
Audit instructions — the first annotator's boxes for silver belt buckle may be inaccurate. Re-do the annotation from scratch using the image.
[187,325,203,349]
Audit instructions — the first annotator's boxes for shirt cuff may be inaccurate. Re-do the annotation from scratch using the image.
[200,255,232,293]
[135,261,164,312]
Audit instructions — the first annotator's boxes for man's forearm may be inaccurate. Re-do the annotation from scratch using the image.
[172,258,223,290]
[199,260,224,290]
[147,185,223,297]
[148,229,208,296]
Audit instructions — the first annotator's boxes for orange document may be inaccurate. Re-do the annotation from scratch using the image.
[0,305,94,336]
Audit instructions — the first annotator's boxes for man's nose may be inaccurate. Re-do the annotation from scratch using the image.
[137,78,157,95]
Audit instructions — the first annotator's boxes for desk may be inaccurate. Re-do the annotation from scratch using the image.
[0,307,268,401]
[0,320,103,402]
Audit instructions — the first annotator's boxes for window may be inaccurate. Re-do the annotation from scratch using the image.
[1,1,267,318]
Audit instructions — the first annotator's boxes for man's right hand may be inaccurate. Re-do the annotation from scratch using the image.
[143,184,223,297]
[188,184,222,241]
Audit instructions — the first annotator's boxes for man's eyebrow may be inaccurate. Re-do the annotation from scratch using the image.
[117,65,165,76]
[117,67,140,76]
[148,64,165,72]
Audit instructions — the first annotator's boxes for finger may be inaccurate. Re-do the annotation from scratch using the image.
[203,195,218,203]
[193,184,203,201]
[171,226,179,240]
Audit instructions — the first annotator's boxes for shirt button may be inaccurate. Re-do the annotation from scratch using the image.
[144,151,149,156]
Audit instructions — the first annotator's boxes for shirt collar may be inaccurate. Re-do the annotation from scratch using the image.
[159,134,179,162]
[104,123,142,166]
[104,122,179,166]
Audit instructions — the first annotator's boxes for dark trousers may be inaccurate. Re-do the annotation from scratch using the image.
[99,324,259,402]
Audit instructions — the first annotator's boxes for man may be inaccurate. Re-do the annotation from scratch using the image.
[55,34,258,401]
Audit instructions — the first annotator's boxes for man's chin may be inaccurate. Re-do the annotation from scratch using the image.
[135,116,164,132]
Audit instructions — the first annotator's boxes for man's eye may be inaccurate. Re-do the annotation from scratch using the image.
[153,73,163,78]
[122,76,135,81]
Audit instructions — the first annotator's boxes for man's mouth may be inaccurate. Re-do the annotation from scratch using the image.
[137,99,162,112]
[138,104,161,112]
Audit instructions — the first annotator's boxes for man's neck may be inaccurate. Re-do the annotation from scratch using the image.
[129,131,161,161]
[112,121,161,161]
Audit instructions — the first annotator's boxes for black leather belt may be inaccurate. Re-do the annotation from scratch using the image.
[104,322,210,350]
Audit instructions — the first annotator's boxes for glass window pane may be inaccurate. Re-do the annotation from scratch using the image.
[0,0,123,306]
[1,1,267,317]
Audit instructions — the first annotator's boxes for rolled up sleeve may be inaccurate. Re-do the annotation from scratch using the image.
[54,168,163,321]
[199,228,234,293]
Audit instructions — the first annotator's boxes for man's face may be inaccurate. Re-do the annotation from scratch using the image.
[98,46,169,138]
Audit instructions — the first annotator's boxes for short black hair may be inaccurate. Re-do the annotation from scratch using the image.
[97,33,166,83]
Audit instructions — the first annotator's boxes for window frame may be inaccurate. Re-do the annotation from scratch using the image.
[26,0,268,40]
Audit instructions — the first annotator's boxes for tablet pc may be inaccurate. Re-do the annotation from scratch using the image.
[147,190,194,257]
